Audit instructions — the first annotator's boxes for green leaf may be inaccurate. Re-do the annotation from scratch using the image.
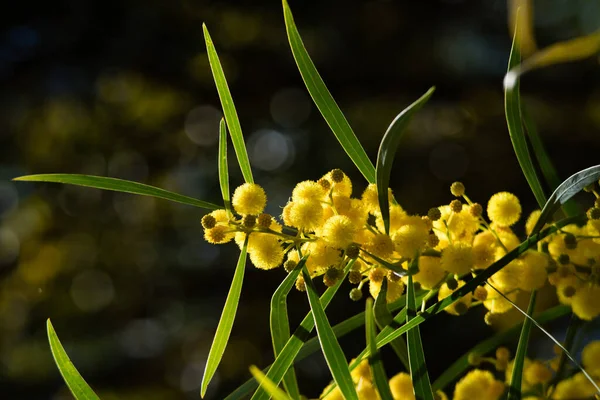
[203,24,254,184]
[504,30,600,89]
[504,22,547,208]
[549,314,581,387]
[374,279,410,371]
[201,238,249,398]
[507,290,537,400]
[249,261,355,400]
[249,365,293,400]
[282,0,376,184]
[487,284,600,394]
[302,267,358,400]
[405,269,435,400]
[218,118,232,213]
[270,257,306,399]
[47,319,100,400]
[521,108,580,217]
[366,298,394,400]
[531,165,600,235]
[13,174,220,210]
[363,251,408,276]
[376,87,435,234]
[431,305,571,391]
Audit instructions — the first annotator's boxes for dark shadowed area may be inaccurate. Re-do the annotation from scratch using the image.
[1,0,599,398]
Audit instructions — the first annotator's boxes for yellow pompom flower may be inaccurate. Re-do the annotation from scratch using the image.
[365,233,394,258]
[325,169,352,197]
[554,274,581,306]
[473,231,499,270]
[483,290,518,315]
[287,199,324,231]
[392,216,429,257]
[492,225,521,251]
[304,240,342,276]
[519,251,548,291]
[356,379,379,400]
[454,369,505,400]
[438,280,472,315]
[582,341,600,378]
[440,243,473,275]
[525,210,541,236]
[490,259,523,292]
[369,277,405,303]
[524,360,553,385]
[433,205,479,244]
[209,209,230,224]
[375,204,407,232]
[322,215,356,249]
[551,372,598,399]
[361,184,394,213]
[571,284,600,320]
[232,183,267,215]
[292,180,326,202]
[412,256,446,290]
[487,192,521,227]
[204,225,233,244]
[389,372,415,400]
[350,358,372,383]
[248,235,284,270]
[320,383,343,400]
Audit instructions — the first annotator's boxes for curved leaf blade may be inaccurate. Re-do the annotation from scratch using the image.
[218,118,232,213]
[13,174,220,210]
[531,165,600,235]
[282,0,376,184]
[203,24,254,184]
[201,239,249,398]
[366,298,394,400]
[47,319,100,400]
[405,270,435,400]
[506,290,537,400]
[374,279,410,371]
[270,257,306,399]
[504,21,547,208]
[376,87,435,234]
[302,267,358,400]
[249,366,292,400]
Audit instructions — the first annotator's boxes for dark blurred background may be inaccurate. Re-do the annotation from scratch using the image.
[1,0,600,398]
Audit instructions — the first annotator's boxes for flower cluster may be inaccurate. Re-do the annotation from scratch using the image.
[201,169,600,323]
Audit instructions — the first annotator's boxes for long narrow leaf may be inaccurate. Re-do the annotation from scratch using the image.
[203,24,254,184]
[405,270,435,400]
[282,0,376,184]
[508,0,537,57]
[507,289,537,400]
[531,165,600,235]
[249,366,292,400]
[47,319,100,400]
[218,118,232,213]
[374,279,410,371]
[13,174,220,210]
[201,238,249,398]
[366,298,394,400]
[270,257,306,399]
[504,22,547,208]
[249,260,354,400]
[521,108,580,217]
[487,284,600,394]
[549,314,581,387]
[505,30,600,89]
[302,267,358,400]
[376,87,435,234]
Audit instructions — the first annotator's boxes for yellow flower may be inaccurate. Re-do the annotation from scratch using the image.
[389,372,414,400]
[412,256,446,290]
[490,259,522,292]
[487,192,521,227]
[454,369,504,400]
[392,216,429,257]
[232,183,267,215]
[440,243,473,275]
[204,225,233,244]
[519,251,548,291]
[524,360,553,385]
[365,233,394,259]
[582,340,600,378]
[248,235,284,270]
[287,199,324,231]
[292,180,326,202]
[369,277,405,303]
[473,231,499,270]
[525,209,541,236]
[438,280,472,316]
[304,240,342,276]
[571,284,600,320]
[322,215,356,249]
[483,289,518,315]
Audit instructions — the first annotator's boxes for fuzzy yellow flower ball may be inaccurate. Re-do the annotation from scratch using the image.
[369,278,405,304]
[438,280,472,315]
[322,215,356,249]
[487,192,521,227]
[525,209,541,236]
[292,180,326,202]
[412,256,446,290]
[204,225,233,244]
[392,216,429,257]
[453,369,504,400]
[389,372,415,400]
[365,233,394,258]
[287,199,324,231]
[571,284,600,320]
[232,183,267,215]
[519,251,548,291]
[440,243,473,275]
[248,235,284,270]
[582,341,600,378]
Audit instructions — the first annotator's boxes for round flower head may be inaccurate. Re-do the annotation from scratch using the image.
[325,169,352,197]
[551,372,598,400]
[365,233,394,258]
[322,215,356,249]
[369,277,405,303]
[487,192,521,227]
[524,360,553,385]
[389,372,415,400]
[392,216,429,257]
[287,199,324,231]
[232,183,267,216]
[351,358,372,383]
[411,256,446,290]
[361,184,393,213]
[571,284,600,320]
[453,369,504,400]
[555,274,581,306]
[304,240,342,276]
[440,242,473,275]
[248,235,284,270]
[438,280,472,316]
[472,231,499,270]
[582,341,600,377]
[490,259,523,292]
[356,379,378,400]
[292,180,326,202]
[204,225,233,244]
[451,181,466,197]
[483,289,518,315]
[519,251,548,291]
[210,209,230,224]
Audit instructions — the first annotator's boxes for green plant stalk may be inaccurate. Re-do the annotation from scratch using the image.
[366,298,394,400]
[374,279,410,371]
[507,290,537,400]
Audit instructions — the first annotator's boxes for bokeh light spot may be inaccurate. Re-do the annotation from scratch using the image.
[248,129,294,172]
[70,269,115,312]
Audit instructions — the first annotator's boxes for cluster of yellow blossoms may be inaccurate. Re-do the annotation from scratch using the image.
[202,168,600,323]
[322,341,600,400]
